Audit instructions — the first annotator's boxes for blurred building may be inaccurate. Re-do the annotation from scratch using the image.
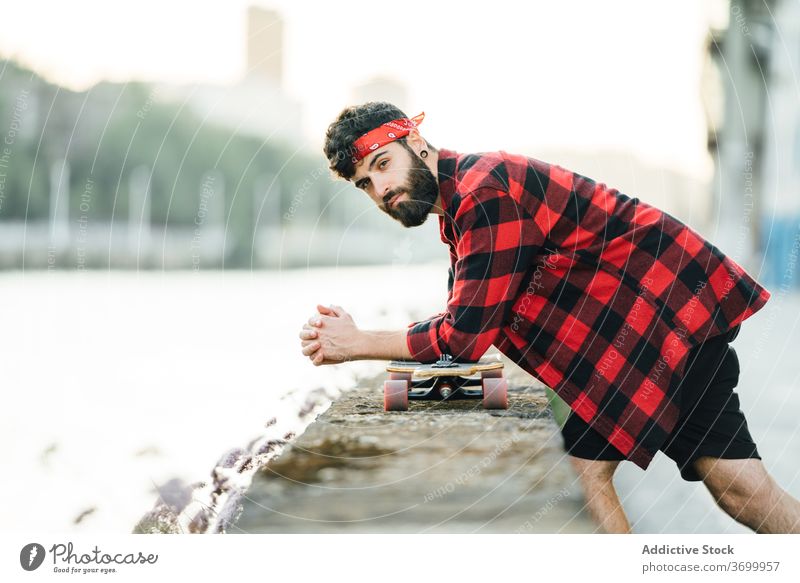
[246,5,283,84]
[705,0,800,288]
[155,6,303,146]
[352,76,409,112]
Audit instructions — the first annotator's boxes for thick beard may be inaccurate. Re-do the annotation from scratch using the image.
[383,151,439,228]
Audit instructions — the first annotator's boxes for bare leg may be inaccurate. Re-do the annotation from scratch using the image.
[694,457,800,533]
[569,456,631,533]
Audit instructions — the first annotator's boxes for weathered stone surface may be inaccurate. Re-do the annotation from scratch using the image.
[236,358,595,533]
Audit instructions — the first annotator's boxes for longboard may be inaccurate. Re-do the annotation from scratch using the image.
[383,354,508,411]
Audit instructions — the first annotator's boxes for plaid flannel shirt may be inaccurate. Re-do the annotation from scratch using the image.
[406,148,770,469]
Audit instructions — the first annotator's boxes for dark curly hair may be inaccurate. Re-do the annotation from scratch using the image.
[323,101,434,180]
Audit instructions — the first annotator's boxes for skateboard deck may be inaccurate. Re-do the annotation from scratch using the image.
[383,354,507,411]
[386,356,503,378]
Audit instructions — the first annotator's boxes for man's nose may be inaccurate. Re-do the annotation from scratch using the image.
[372,176,392,200]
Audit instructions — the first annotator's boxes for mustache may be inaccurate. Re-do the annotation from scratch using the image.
[383,190,406,207]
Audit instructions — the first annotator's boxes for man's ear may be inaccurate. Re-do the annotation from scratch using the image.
[405,129,427,155]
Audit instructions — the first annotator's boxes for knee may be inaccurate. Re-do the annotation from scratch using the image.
[707,478,756,513]
[698,458,775,513]
[714,488,746,516]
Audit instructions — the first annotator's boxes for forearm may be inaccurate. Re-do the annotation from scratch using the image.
[354,329,414,361]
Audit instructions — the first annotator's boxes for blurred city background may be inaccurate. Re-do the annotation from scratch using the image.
[2,0,799,534]
[0,0,797,281]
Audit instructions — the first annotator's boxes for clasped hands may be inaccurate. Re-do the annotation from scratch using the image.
[298,304,361,366]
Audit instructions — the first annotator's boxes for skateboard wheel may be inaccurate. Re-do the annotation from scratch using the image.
[389,371,413,383]
[480,368,503,379]
[482,378,508,409]
[384,380,409,411]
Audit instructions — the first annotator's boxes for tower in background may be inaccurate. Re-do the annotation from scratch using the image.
[246,6,283,85]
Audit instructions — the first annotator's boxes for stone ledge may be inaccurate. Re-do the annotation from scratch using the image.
[235,357,595,533]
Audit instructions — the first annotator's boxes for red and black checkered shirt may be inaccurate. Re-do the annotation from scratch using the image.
[406,148,770,470]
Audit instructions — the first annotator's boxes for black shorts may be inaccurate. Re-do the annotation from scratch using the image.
[561,324,761,481]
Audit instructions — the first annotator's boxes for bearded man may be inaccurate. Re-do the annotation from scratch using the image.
[298,101,800,533]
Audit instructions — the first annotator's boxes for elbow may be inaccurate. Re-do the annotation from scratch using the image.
[441,326,499,362]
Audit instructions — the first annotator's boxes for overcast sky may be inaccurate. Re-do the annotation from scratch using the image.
[0,0,731,178]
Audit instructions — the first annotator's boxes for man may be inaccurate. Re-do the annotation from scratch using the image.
[298,101,800,533]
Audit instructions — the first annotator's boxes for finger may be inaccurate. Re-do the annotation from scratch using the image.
[300,338,318,348]
[312,350,324,366]
[319,304,347,318]
[302,342,320,356]
[298,328,318,340]
[307,315,323,327]
[301,341,321,357]
[316,304,336,316]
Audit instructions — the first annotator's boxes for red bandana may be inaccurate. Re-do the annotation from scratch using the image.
[351,112,425,163]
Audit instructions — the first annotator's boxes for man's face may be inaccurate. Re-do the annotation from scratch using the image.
[352,141,439,227]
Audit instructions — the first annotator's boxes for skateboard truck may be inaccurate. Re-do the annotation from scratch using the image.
[383,356,508,411]
[430,354,458,369]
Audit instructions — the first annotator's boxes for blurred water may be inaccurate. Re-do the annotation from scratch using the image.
[0,265,447,533]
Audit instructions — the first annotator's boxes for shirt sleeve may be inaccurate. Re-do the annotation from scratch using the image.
[406,188,544,362]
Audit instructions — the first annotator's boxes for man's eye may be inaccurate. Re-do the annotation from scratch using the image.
[379,159,388,169]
